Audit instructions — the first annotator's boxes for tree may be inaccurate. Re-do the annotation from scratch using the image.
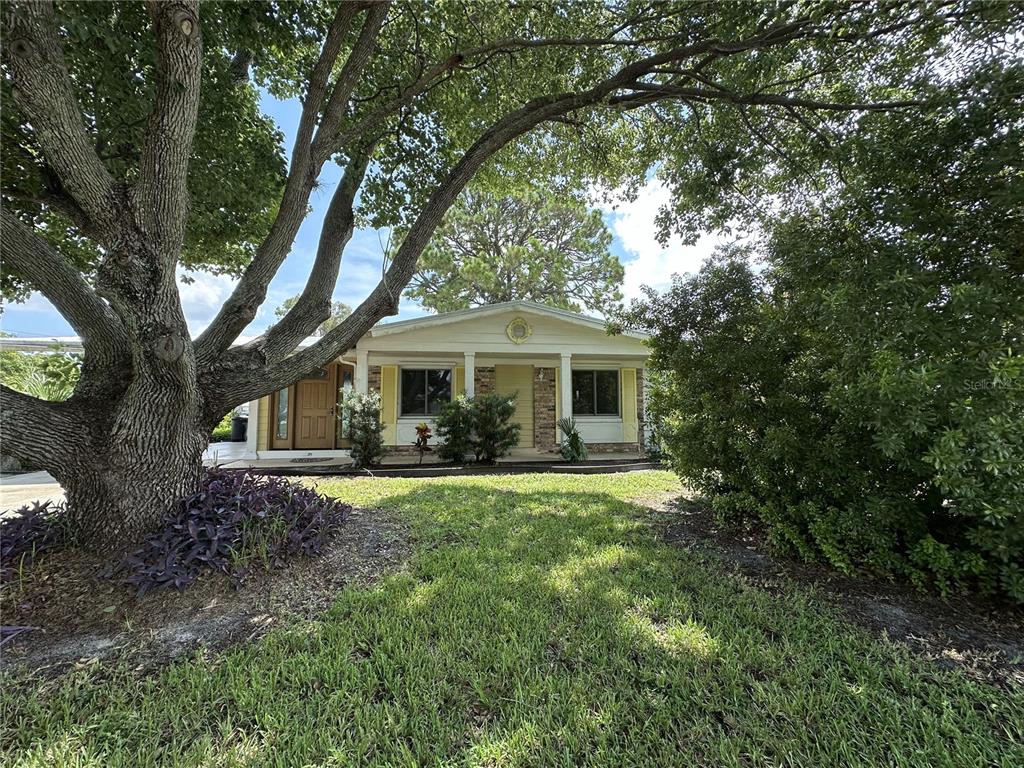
[621,45,1024,600]
[274,295,351,337]
[0,0,984,551]
[406,189,622,314]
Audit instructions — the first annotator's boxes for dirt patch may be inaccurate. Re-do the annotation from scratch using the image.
[1,506,410,677]
[640,493,1024,689]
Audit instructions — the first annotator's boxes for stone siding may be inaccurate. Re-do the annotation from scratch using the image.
[587,442,643,454]
[368,365,381,393]
[474,366,495,395]
[533,367,557,449]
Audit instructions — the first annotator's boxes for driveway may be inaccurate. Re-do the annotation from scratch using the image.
[0,471,63,513]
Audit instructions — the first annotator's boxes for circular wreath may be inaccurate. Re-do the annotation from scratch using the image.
[506,317,532,344]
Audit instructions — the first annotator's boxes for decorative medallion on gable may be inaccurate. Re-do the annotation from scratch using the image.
[505,317,532,344]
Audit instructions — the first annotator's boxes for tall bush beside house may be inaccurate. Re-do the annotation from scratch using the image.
[342,390,386,469]
[435,396,475,463]
[471,394,520,463]
[622,78,1024,601]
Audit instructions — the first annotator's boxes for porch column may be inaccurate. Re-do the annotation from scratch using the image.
[245,398,260,457]
[559,352,572,438]
[355,350,369,394]
[464,351,476,398]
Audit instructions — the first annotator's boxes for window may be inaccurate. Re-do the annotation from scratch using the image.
[275,387,289,439]
[571,370,620,416]
[400,368,452,416]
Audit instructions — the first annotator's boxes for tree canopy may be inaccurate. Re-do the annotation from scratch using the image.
[621,35,1024,600]
[2,0,1012,550]
[406,189,622,315]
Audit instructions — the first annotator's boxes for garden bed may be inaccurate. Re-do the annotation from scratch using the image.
[643,493,1024,689]
[0,504,409,676]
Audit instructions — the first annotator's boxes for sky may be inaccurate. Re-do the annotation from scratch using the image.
[1,94,725,340]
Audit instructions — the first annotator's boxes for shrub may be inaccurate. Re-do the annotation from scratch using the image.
[115,470,350,596]
[342,389,386,468]
[471,393,520,463]
[557,417,588,462]
[435,395,475,462]
[210,412,233,442]
[0,501,65,582]
[435,393,520,463]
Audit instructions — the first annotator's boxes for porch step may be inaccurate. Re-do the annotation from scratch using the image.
[258,458,663,479]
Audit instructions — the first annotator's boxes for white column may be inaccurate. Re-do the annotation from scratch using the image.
[464,351,476,398]
[355,350,369,394]
[559,352,572,437]
[245,398,260,457]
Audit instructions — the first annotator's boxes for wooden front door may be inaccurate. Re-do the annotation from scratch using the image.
[295,372,335,449]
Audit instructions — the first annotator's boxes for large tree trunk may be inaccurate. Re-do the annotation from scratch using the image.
[53,373,208,553]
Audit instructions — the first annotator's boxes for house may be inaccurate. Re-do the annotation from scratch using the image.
[248,301,650,459]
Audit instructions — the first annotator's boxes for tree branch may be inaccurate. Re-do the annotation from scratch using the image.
[2,0,121,241]
[193,1,371,365]
[1,210,128,363]
[131,0,203,258]
[0,385,85,467]
[212,25,822,404]
[262,147,373,359]
[310,2,391,166]
[611,83,922,112]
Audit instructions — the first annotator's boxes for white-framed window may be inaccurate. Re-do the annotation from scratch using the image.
[571,369,619,416]
[400,368,452,416]
[275,388,289,439]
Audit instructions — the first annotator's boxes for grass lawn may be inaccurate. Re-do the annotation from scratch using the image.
[4,472,1022,766]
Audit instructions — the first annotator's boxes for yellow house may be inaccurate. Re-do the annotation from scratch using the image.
[246,301,650,459]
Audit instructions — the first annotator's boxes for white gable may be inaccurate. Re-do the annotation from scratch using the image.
[351,301,648,359]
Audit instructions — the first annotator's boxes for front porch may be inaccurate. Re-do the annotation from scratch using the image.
[204,442,658,477]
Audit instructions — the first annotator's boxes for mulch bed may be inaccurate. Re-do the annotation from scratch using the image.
[1,506,410,677]
[641,493,1024,689]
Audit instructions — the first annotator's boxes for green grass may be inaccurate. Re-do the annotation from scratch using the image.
[4,472,1022,766]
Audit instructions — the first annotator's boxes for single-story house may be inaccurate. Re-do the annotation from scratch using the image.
[248,301,650,459]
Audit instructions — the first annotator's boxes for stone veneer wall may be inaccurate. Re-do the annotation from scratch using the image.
[586,442,643,454]
[533,368,556,450]
[368,365,381,393]
[474,366,495,395]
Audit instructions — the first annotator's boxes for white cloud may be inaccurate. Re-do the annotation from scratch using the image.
[602,180,730,302]
[177,269,238,335]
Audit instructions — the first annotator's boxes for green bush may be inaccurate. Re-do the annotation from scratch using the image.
[471,393,520,463]
[0,345,80,401]
[435,393,520,464]
[210,412,233,442]
[342,390,386,468]
[435,395,475,462]
[557,416,588,462]
[623,78,1024,601]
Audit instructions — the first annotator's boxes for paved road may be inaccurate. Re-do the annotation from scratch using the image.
[0,471,64,513]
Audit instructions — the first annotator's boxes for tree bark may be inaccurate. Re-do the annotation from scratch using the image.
[57,405,206,553]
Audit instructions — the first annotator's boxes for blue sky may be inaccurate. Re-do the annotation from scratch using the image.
[2,94,723,340]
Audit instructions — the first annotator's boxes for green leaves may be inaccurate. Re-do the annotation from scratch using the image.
[624,40,1024,601]
[407,187,623,315]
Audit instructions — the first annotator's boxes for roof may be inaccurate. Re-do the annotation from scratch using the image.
[0,302,646,354]
[370,300,648,339]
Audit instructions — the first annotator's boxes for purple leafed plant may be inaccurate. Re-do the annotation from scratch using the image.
[115,470,351,597]
[0,501,65,582]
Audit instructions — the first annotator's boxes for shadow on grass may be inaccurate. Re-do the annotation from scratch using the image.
[5,480,1021,767]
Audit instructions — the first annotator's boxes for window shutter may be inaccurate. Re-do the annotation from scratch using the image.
[454,366,465,396]
[622,368,638,442]
[381,365,398,446]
